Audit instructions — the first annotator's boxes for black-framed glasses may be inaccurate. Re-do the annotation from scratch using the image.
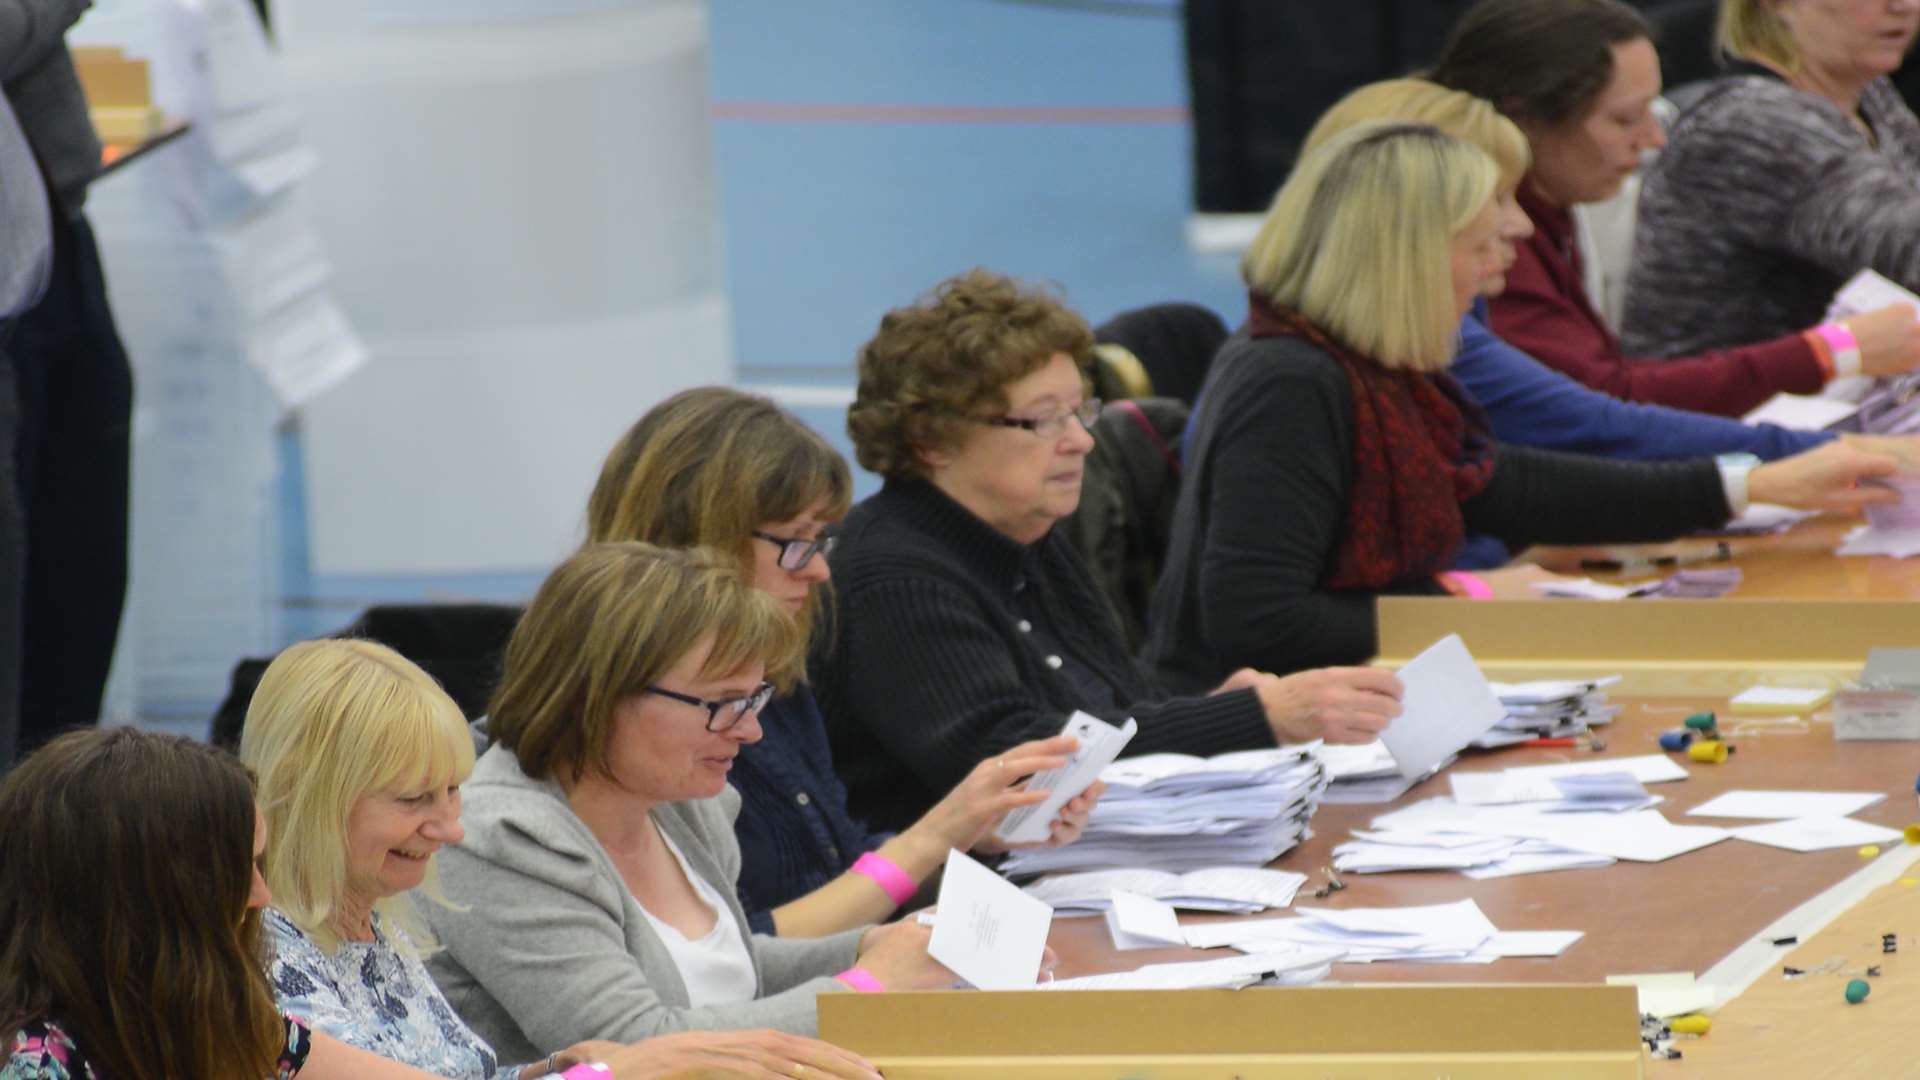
[752,531,836,571]
[983,398,1102,439]
[643,680,776,732]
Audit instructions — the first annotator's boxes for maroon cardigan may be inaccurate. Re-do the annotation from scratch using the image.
[1488,182,1824,417]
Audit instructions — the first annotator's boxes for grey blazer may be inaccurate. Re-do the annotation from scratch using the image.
[422,745,863,1063]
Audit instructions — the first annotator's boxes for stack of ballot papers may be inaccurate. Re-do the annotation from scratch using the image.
[1182,898,1581,966]
[1022,867,1308,916]
[1332,756,1732,877]
[1472,677,1621,749]
[998,746,1326,876]
[1318,740,1432,804]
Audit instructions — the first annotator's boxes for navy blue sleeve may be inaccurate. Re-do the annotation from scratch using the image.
[1455,309,1833,463]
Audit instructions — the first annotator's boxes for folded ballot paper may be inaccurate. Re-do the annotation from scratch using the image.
[993,711,1137,844]
[1471,677,1622,749]
[1022,866,1308,916]
[1040,947,1341,991]
[1379,634,1506,780]
[998,746,1326,876]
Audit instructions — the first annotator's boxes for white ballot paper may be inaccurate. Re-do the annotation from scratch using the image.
[1729,817,1904,853]
[994,711,1138,844]
[1104,890,1187,950]
[928,850,1054,990]
[1382,635,1505,780]
[1689,790,1885,820]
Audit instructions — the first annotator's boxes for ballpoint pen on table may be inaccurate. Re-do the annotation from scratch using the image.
[1580,541,1731,574]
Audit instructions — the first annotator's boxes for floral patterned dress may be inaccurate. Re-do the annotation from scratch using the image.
[2,1014,310,1078]
[265,907,526,1080]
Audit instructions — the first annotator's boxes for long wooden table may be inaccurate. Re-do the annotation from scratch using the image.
[1048,696,1920,990]
[1530,513,1920,601]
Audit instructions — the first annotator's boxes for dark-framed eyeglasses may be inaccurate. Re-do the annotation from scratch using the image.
[643,680,776,732]
[983,398,1102,439]
[752,531,836,571]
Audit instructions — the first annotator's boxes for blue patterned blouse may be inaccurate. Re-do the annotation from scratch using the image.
[266,906,526,1080]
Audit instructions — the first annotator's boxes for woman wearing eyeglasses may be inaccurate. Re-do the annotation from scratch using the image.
[419,543,954,1061]
[818,270,1406,838]
[585,387,1098,940]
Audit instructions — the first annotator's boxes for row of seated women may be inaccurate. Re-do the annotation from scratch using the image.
[10,0,1920,1076]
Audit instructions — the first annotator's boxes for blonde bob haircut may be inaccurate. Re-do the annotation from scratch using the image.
[487,542,802,786]
[240,638,475,954]
[585,387,850,687]
[1302,79,1531,192]
[1715,0,1801,72]
[1242,121,1499,371]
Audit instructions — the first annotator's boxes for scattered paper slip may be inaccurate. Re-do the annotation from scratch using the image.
[1040,948,1340,991]
[1503,754,1689,785]
[1729,817,1904,853]
[1104,890,1186,950]
[1606,972,1716,1018]
[927,849,1054,990]
[1714,503,1817,536]
[1531,577,1662,601]
[1741,393,1859,432]
[1730,686,1832,712]
[1023,866,1306,915]
[1381,634,1505,780]
[994,711,1137,844]
[1689,790,1884,820]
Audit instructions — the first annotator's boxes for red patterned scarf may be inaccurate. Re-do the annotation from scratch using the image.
[1247,295,1497,589]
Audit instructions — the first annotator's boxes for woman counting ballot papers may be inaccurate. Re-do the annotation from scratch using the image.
[1143,121,1907,688]
[814,269,1407,837]
[0,727,879,1080]
[585,386,1100,938]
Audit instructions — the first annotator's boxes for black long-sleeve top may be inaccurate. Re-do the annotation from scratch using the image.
[814,475,1274,834]
[1144,331,1734,691]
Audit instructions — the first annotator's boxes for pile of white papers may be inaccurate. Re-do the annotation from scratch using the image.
[1023,867,1308,916]
[1472,677,1621,749]
[1183,898,1580,966]
[999,746,1326,876]
[1333,755,1729,878]
[1319,740,1430,804]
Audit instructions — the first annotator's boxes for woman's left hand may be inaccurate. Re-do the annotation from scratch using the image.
[970,780,1104,854]
[1748,440,1902,512]
[549,1041,623,1076]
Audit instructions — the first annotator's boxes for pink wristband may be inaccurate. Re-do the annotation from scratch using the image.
[1814,321,1863,378]
[836,967,886,993]
[1438,571,1493,600]
[851,851,918,906]
[560,1065,612,1079]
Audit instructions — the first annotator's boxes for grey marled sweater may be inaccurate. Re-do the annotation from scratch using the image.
[1622,71,1920,358]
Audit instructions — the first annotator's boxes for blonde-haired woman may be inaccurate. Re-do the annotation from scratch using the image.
[587,387,1096,940]
[1145,121,1899,686]
[421,544,952,1063]
[244,638,881,1080]
[1624,0,1920,363]
[1297,78,1884,558]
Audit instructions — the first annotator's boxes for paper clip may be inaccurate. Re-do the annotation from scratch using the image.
[1311,866,1346,900]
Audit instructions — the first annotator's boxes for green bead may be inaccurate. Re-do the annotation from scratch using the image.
[1845,979,1871,1004]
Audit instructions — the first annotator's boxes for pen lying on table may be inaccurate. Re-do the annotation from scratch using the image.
[1579,542,1731,574]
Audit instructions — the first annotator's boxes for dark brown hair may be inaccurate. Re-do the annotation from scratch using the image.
[1429,0,1654,127]
[847,269,1095,479]
[0,728,286,1080]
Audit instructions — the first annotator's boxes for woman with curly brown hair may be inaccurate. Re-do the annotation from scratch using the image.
[814,268,1406,835]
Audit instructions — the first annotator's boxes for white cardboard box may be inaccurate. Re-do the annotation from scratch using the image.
[1835,649,1920,741]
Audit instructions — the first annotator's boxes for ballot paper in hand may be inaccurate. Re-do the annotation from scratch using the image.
[994,712,1137,844]
[927,849,1054,990]
[1382,635,1506,780]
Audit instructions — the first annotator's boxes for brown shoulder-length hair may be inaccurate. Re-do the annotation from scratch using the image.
[585,387,850,686]
[847,269,1095,480]
[487,542,802,785]
[0,728,285,1080]
[1429,0,1654,128]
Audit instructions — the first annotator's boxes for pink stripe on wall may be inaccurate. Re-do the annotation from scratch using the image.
[710,101,1189,125]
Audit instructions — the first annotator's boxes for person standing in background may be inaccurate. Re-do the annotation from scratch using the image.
[1,0,136,759]
[0,90,53,769]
